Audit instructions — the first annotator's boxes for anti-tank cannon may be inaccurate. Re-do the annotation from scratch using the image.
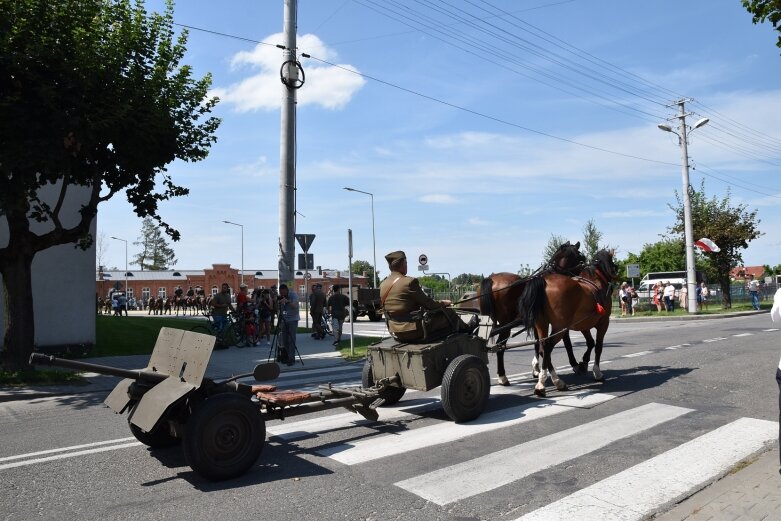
[30,327,382,481]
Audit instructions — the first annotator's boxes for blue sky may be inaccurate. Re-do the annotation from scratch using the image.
[98,0,781,279]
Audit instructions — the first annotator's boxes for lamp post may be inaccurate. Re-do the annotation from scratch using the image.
[110,236,128,314]
[222,220,244,287]
[658,99,709,315]
[343,187,378,289]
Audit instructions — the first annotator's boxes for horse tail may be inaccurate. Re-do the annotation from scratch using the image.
[478,277,495,319]
[519,275,546,332]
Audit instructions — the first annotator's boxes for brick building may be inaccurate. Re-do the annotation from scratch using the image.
[96,263,369,304]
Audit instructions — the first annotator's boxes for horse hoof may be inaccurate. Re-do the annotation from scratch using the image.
[555,381,568,391]
[498,376,510,386]
[533,388,547,398]
[577,362,588,373]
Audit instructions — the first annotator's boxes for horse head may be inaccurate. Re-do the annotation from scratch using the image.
[591,249,619,281]
[549,241,586,275]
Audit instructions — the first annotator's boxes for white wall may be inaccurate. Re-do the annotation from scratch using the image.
[0,182,96,348]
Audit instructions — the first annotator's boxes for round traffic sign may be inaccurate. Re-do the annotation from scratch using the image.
[419,254,428,266]
[304,272,312,280]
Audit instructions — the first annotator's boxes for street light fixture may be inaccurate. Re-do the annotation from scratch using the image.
[343,187,378,289]
[110,236,128,314]
[222,220,244,286]
[658,100,709,315]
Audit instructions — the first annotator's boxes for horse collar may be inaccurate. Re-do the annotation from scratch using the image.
[594,268,609,285]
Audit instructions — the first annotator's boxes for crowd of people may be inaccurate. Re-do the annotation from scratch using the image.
[618,280,713,315]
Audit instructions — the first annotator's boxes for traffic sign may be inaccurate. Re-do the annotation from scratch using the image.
[419,254,428,266]
[295,234,316,252]
[304,272,312,280]
[626,263,640,278]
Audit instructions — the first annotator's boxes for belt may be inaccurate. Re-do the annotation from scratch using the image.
[387,311,419,323]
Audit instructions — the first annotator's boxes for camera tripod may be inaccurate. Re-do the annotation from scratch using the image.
[267,312,303,366]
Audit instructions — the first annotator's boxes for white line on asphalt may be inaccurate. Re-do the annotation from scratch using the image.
[664,346,678,350]
[0,437,137,463]
[702,337,728,343]
[0,442,142,471]
[763,328,779,332]
[622,351,653,358]
[732,333,753,337]
[512,417,778,521]
[318,391,615,465]
[395,402,692,505]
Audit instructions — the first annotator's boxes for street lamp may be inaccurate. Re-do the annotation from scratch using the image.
[222,220,244,286]
[658,99,709,315]
[343,187,378,288]
[110,236,128,314]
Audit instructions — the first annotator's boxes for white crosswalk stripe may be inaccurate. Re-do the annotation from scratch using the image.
[317,391,614,465]
[394,402,693,505]
[513,417,777,521]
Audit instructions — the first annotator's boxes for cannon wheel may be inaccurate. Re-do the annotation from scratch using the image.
[183,393,265,481]
[362,359,406,405]
[367,308,381,322]
[441,354,490,423]
[129,420,180,449]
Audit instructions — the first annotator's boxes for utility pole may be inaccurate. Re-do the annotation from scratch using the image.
[278,0,301,286]
[658,99,709,315]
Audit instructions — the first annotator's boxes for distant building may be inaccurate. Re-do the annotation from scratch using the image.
[96,264,370,303]
[730,266,765,280]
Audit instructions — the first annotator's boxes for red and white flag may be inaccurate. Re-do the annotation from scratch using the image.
[694,238,720,253]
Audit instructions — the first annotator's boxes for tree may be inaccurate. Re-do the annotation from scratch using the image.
[668,181,762,308]
[636,239,685,275]
[743,0,781,51]
[543,234,568,263]
[96,231,108,272]
[351,260,378,288]
[0,0,220,370]
[133,217,177,270]
[581,219,604,263]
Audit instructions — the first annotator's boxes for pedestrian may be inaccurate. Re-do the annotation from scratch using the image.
[309,283,327,340]
[748,274,761,310]
[663,281,675,312]
[679,283,688,312]
[771,287,781,471]
[653,282,663,312]
[701,282,709,310]
[619,282,628,317]
[630,286,639,316]
[210,283,235,342]
[256,289,273,345]
[277,283,300,365]
[327,285,351,346]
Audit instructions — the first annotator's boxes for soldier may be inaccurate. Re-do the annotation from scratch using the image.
[380,250,471,342]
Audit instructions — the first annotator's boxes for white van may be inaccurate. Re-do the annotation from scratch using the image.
[636,271,687,300]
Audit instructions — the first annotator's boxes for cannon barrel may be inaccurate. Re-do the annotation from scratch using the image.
[29,353,169,383]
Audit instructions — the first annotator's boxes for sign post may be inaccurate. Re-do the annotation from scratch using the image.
[295,234,315,329]
[348,229,354,357]
[418,253,429,272]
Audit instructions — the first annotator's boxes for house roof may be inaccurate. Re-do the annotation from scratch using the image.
[729,266,765,279]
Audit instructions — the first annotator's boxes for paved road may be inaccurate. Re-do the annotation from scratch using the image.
[1,314,778,520]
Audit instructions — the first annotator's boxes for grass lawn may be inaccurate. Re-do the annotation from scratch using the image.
[0,369,87,387]
[93,315,204,357]
[336,336,385,362]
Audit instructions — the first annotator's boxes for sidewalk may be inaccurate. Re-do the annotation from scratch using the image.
[0,331,355,403]
[655,447,781,520]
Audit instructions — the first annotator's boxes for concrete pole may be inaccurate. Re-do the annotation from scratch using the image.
[676,100,698,315]
[278,0,298,286]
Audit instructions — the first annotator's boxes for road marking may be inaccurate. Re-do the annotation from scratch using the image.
[0,436,137,463]
[732,333,753,337]
[0,441,141,471]
[395,402,692,505]
[318,391,614,465]
[622,350,653,358]
[763,328,779,332]
[513,417,777,521]
[702,337,728,343]
[664,346,678,350]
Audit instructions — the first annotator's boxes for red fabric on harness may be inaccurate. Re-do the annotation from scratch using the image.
[596,303,605,314]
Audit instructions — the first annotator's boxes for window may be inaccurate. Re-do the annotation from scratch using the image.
[158,287,167,299]
[299,284,306,294]
[142,287,150,300]
[127,288,134,299]
[211,286,218,296]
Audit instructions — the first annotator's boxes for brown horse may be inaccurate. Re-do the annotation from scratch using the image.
[477,241,585,385]
[519,249,618,397]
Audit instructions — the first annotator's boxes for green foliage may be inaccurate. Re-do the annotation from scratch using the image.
[743,0,781,50]
[418,275,451,294]
[351,260,377,288]
[133,217,177,270]
[452,273,483,287]
[543,234,568,263]
[0,369,86,386]
[668,181,762,307]
[0,0,220,370]
[582,219,603,262]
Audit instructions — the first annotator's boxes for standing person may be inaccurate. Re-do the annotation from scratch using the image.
[327,285,351,346]
[679,283,688,312]
[653,282,663,312]
[701,282,710,310]
[619,283,628,317]
[256,289,274,345]
[380,250,472,342]
[277,283,300,366]
[663,281,675,312]
[210,283,235,341]
[309,283,327,340]
[770,287,781,471]
[630,286,639,316]
[748,274,761,310]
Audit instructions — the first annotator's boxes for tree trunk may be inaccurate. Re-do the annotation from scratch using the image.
[719,275,732,309]
[1,250,36,371]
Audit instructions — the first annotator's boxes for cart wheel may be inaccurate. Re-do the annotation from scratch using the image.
[362,359,406,405]
[129,420,180,448]
[441,354,490,423]
[367,308,381,322]
[183,393,265,481]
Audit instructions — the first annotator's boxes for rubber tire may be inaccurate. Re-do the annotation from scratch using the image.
[367,308,381,322]
[441,354,490,423]
[129,419,180,448]
[362,359,406,405]
[183,393,265,481]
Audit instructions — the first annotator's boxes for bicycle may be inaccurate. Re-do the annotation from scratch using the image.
[321,310,334,338]
[190,311,238,350]
[234,308,260,347]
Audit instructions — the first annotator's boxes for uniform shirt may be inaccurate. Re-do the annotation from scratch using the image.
[309,289,326,314]
[380,271,447,339]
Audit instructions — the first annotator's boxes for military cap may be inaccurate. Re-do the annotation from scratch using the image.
[385,250,406,267]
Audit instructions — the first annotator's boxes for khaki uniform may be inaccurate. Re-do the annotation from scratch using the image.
[381,271,463,342]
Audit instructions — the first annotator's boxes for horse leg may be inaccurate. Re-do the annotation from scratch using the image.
[533,338,548,397]
[578,331,595,374]
[592,326,607,382]
[496,331,510,386]
[562,332,580,374]
[546,340,568,392]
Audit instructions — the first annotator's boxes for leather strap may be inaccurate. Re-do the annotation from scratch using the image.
[381,276,404,306]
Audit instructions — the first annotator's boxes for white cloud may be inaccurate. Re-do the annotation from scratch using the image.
[468,217,491,225]
[420,194,458,204]
[212,33,365,112]
[601,210,670,218]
